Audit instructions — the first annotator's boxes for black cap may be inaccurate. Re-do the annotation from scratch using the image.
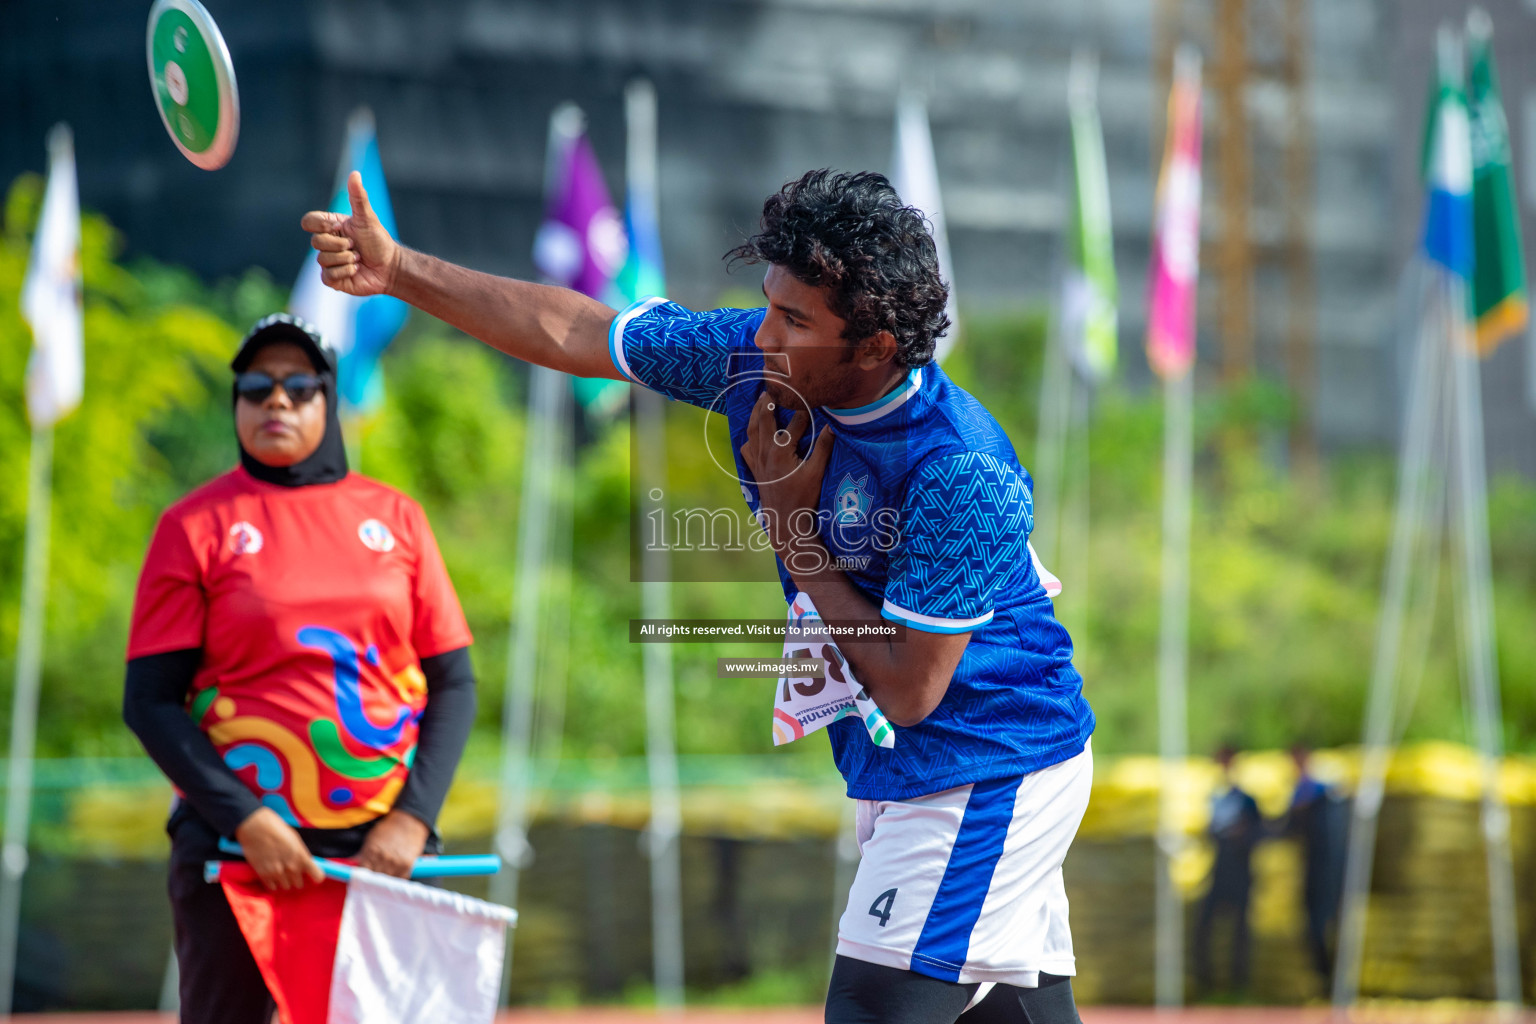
[231,313,338,375]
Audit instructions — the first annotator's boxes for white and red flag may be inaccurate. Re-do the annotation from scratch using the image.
[218,864,517,1024]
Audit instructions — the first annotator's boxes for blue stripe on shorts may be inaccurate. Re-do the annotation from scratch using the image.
[908,775,1020,982]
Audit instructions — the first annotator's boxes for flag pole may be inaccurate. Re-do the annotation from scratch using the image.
[627,75,685,1012]
[1153,366,1191,1010]
[637,388,684,1011]
[491,108,585,1006]
[0,422,55,1015]
[1459,16,1526,1005]
[1,119,80,1017]
[1061,375,1093,647]
[1034,303,1073,571]
[1446,279,1522,1009]
[1149,44,1200,1011]
[1332,262,1446,1010]
[491,364,566,1002]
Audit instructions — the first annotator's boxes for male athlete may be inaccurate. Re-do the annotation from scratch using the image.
[303,168,1094,1024]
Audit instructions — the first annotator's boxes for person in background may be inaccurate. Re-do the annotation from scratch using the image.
[1283,745,1345,988]
[1193,744,1263,996]
[121,314,477,1024]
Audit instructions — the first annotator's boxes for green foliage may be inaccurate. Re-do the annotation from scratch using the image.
[0,176,235,754]
[5,177,1536,763]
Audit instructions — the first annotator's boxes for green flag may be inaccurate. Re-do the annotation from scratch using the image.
[1062,67,1118,382]
[1467,9,1528,354]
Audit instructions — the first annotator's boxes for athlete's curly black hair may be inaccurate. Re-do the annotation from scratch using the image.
[726,169,951,367]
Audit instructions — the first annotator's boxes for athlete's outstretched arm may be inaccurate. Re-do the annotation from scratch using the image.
[300,172,622,380]
[739,395,969,727]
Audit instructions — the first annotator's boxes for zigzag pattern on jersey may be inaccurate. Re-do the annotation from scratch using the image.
[886,452,1033,623]
[621,302,766,411]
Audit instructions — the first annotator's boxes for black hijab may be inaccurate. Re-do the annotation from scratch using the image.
[230,314,349,488]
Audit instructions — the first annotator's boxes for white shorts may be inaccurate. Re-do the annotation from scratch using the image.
[835,742,1092,988]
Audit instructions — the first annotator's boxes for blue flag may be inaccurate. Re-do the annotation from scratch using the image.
[291,109,409,412]
[1421,42,1474,280]
[615,178,666,305]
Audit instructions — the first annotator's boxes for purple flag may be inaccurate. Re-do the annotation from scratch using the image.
[533,127,628,300]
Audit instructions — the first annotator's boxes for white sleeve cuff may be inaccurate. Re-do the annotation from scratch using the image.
[880,599,992,635]
[607,296,668,384]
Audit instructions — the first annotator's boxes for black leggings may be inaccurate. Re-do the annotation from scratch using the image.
[169,811,276,1024]
[825,955,1082,1024]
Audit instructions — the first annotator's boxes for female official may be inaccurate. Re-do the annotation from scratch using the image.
[122,314,477,1024]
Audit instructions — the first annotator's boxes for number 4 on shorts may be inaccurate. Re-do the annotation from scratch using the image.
[868,888,897,927]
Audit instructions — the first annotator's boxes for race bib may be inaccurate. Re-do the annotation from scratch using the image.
[771,592,894,749]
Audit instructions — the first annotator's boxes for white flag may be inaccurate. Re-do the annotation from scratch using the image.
[328,868,517,1024]
[21,124,83,428]
[891,93,960,362]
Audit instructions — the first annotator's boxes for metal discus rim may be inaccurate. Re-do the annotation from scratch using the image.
[145,0,240,170]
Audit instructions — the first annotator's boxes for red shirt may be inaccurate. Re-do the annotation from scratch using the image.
[128,468,472,829]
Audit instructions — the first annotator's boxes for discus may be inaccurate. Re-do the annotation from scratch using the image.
[146,0,240,169]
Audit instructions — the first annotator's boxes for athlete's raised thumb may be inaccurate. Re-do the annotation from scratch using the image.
[347,171,377,226]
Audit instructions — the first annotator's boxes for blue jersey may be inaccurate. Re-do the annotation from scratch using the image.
[610,298,1095,800]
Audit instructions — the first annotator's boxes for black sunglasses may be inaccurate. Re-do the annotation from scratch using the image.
[235,372,326,405]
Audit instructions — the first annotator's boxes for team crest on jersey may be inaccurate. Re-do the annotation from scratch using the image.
[834,473,873,525]
[357,519,396,553]
[228,521,263,555]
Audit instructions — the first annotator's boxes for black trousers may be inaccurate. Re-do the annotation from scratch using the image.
[1302,878,1336,984]
[167,803,437,1024]
[1193,886,1252,993]
[824,955,1082,1024]
[168,833,274,1024]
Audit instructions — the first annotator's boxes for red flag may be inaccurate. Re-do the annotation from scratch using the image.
[220,864,349,1024]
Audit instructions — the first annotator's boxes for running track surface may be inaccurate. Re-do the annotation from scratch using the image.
[14,1009,1532,1023]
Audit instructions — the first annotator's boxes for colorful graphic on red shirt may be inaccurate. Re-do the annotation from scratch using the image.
[129,469,472,829]
[197,625,425,828]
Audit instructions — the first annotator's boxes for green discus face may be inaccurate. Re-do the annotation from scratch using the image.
[146,0,239,170]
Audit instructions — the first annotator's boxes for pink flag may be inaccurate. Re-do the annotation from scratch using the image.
[1146,49,1203,380]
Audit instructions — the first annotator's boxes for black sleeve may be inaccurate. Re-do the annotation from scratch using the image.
[391,646,477,830]
[122,649,261,838]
